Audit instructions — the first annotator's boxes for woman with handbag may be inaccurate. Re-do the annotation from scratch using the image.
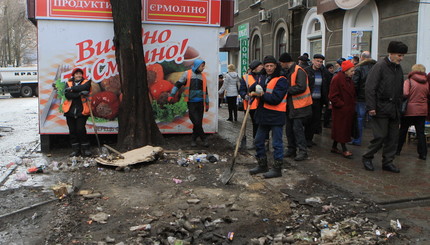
[219,64,240,121]
[397,64,429,160]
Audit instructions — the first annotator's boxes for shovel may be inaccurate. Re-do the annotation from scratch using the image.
[220,97,252,184]
[87,99,102,155]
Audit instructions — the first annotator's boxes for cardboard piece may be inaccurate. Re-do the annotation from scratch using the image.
[95,145,164,167]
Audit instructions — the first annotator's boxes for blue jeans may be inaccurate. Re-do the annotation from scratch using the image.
[255,125,284,160]
[352,102,366,145]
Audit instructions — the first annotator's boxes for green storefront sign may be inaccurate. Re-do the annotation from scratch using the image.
[238,23,249,76]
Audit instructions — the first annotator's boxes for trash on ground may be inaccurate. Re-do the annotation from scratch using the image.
[89,212,110,223]
[130,224,151,231]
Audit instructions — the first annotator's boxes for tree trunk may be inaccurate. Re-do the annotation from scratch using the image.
[110,0,164,151]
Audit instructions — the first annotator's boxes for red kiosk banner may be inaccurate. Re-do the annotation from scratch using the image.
[36,0,221,25]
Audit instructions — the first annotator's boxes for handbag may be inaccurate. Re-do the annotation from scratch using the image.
[400,79,411,115]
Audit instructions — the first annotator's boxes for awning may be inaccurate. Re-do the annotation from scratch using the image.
[219,33,239,52]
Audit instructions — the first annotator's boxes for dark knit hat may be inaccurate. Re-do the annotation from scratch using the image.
[336,58,346,65]
[341,60,355,72]
[279,53,293,63]
[249,60,263,70]
[263,55,278,64]
[298,55,309,61]
[387,41,408,54]
[313,54,325,60]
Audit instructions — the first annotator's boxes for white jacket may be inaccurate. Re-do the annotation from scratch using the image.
[219,72,240,97]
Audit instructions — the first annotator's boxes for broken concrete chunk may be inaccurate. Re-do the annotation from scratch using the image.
[186,199,201,204]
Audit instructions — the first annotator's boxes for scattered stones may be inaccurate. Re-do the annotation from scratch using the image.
[89,212,110,224]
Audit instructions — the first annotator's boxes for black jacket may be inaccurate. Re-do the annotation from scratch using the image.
[353,59,377,102]
[64,79,91,118]
[365,56,404,119]
[282,63,312,119]
[304,65,330,105]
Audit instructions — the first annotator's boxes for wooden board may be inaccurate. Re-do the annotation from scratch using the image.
[96,145,164,167]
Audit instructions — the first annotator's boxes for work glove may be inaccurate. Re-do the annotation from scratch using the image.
[255,84,263,95]
[64,87,72,93]
[244,95,250,101]
[168,96,174,103]
[80,91,90,96]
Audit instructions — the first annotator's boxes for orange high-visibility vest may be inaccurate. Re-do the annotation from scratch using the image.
[62,79,91,116]
[263,76,287,112]
[242,74,259,110]
[289,65,312,109]
[182,70,208,109]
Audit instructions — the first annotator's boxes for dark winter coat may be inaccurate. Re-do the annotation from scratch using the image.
[365,56,404,119]
[353,59,377,102]
[403,71,429,117]
[304,65,330,105]
[329,71,356,143]
[282,63,312,119]
[64,79,91,118]
[250,65,288,126]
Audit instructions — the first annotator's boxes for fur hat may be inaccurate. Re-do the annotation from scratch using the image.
[249,60,262,70]
[387,41,408,54]
[279,53,293,63]
[341,60,355,72]
[263,55,278,64]
[298,55,309,61]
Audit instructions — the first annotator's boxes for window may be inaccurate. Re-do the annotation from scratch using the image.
[343,1,378,59]
[275,28,288,58]
[251,35,261,61]
[301,8,326,57]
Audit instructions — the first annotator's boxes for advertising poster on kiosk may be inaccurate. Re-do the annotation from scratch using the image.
[35,0,221,135]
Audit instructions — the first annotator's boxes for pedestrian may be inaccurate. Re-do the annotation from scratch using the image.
[397,64,429,160]
[218,74,224,108]
[239,59,264,149]
[168,59,210,147]
[219,64,240,122]
[298,55,310,68]
[334,58,346,74]
[328,60,356,159]
[279,52,312,161]
[248,55,288,178]
[350,51,376,146]
[304,54,330,147]
[323,63,335,128]
[63,68,92,157]
[362,41,408,173]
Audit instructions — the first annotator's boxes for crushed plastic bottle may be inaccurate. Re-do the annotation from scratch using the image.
[71,156,77,167]
[15,172,28,181]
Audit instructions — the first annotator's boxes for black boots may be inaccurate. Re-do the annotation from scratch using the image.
[81,143,92,157]
[362,158,374,171]
[249,157,268,175]
[263,159,283,179]
[382,163,400,173]
[70,143,81,157]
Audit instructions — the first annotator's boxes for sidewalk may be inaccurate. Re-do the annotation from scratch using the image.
[216,105,430,204]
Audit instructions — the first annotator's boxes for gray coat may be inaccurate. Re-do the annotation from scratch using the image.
[219,72,240,97]
[365,56,404,119]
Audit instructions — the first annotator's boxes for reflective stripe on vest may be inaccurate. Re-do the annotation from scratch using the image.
[263,76,287,112]
[290,65,312,109]
[62,79,91,116]
[183,70,208,109]
[242,74,259,110]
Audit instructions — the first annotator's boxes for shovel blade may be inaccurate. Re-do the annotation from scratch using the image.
[220,167,235,185]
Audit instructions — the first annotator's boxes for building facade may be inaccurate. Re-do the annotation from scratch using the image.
[227,0,428,75]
